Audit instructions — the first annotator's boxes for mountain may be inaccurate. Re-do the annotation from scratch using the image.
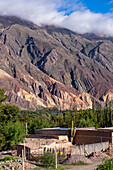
[0,16,113,110]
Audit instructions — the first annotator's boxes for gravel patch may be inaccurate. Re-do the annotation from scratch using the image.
[63,154,92,164]
[94,152,110,159]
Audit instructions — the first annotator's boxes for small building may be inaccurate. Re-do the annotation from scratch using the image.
[17,127,113,158]
[17,135,72,159]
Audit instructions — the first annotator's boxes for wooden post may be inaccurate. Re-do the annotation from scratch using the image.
[24,140,26,161]
[80,145,81,155]
[93,142,95,153]
[83,144,85,156]
[55,147,57,169]
[22,149,24,170]
[26,122,27,135]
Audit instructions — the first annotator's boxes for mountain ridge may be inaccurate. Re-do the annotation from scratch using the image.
[0,16,113,110]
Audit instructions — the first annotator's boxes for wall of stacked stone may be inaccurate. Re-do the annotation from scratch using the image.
[73,141,109,156]
[74,130,112,145]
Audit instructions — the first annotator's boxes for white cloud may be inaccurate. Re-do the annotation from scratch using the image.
[61,10,113,36]
[0,0,66,26]
[0,0,113,36]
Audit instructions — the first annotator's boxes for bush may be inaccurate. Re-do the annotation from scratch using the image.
[40,152,56,167]
[97,158,113,170]
[72,161,89,166]
[0,156,19,162]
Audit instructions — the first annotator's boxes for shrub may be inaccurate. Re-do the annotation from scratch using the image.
[72,161,89,166]
[96,158,113,170]
[40,152,56,167]
[0,156,19,162]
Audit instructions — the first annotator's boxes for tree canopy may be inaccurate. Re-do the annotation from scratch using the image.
[0,89,26,150]
[0,89,8,105]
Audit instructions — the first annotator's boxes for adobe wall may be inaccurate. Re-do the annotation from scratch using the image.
[17,145,30,158]
[74,130,112,145]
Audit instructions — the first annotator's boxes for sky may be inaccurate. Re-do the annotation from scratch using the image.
[60,0,113,14]
[0,0,113,36]
[82,0,113,14]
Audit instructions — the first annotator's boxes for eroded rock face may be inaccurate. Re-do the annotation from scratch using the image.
[0,68,96,110]
[102,92,113,105]
[0,16,113,110]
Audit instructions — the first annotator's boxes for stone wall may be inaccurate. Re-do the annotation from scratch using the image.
[73,142,109,156]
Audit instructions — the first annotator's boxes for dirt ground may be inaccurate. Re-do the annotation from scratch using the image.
[0,158,102,170]
[0,151,112,170]
[62,158,102,170]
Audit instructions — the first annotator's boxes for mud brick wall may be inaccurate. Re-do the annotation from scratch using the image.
[74,130,112,145]
[17,145,30,159]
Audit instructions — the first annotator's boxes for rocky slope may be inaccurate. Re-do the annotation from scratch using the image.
[0,16,113,110]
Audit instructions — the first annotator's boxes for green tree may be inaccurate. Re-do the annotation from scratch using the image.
[0,89,8,105]
[0,104,20,123]
[109,101,112,126]
[78,118,94,128]
[27,117,51,134]
[92,98,95,115]
[1,121,26,150]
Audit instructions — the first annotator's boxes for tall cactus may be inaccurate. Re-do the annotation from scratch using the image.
[70,121,76,143]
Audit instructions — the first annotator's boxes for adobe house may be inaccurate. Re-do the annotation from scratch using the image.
[17,129,72,159]
[17,127,113,158]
